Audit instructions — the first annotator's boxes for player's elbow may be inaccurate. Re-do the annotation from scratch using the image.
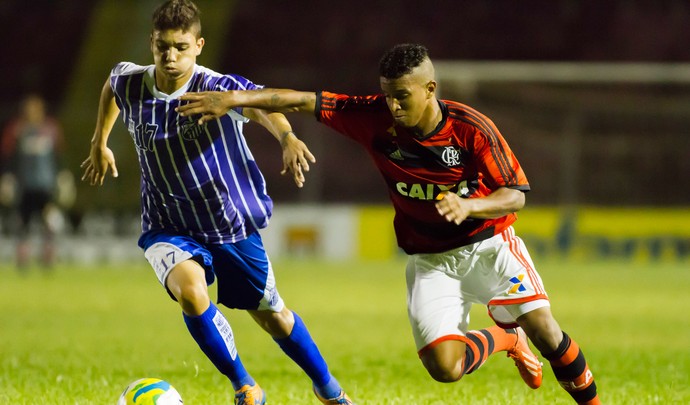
[499,187,525,213]
[513,190,526,211]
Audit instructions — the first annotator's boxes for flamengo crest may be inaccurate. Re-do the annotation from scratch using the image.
[441,146,462,167]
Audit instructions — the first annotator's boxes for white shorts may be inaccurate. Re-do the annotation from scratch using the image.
[406,226,549,352]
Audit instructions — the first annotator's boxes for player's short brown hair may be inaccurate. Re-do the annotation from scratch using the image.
[152,0,202,38]
[379,44,429,79]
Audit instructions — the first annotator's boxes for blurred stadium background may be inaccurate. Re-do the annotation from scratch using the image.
[0,0,689,264]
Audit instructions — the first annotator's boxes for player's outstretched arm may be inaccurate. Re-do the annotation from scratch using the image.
[177,89,317,125]
[243,108,316,188]
[80,78,121,186]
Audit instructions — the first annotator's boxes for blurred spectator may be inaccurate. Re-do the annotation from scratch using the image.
[1,94,72,271]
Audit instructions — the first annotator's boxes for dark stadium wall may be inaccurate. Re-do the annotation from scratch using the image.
[2,0,690,208]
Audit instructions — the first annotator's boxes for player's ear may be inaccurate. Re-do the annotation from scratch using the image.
[426,80,437,98]
[196,37,205,55]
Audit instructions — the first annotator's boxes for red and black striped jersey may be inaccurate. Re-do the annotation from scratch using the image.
[316,91,530,254]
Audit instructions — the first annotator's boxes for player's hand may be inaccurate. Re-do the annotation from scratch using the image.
[176,91,233,125]
[80,146,118,186]
[280,132,315,188]
[435,191,471,225]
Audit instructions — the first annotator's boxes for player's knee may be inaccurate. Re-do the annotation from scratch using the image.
[532,326,564,354]
[175,282,210,315]
[165,261,210,315]
[427,366,463,383]
[422,356,463,383]
[250,307,294,338]
[519,309,563,353]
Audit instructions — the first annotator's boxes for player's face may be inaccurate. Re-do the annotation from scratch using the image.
[380,74,434,129]
[151,29,204,90]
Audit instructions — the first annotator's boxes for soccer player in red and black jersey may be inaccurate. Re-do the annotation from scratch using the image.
[178,43,600,405]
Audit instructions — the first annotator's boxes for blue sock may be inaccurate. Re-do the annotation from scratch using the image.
[183,302,255,390]
[274,311,342,399]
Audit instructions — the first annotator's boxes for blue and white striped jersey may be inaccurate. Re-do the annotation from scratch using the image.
[110,62,272,244]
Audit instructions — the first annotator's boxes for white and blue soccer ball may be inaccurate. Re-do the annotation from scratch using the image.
[117,378,183,405]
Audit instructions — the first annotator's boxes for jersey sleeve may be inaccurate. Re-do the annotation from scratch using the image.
[473,123,530,191]
[215,74,261,92]
[196,67,258,122]
[110,62,137,77]
[109,62,145,88]
[108,62,147,110]
[220,75,261,122]
[316,91,387,144]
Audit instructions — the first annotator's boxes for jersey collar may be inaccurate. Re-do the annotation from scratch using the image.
[144,65,197,101]
[412,100,448,141]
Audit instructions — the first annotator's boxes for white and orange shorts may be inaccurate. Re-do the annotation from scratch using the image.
[406,226,549,353]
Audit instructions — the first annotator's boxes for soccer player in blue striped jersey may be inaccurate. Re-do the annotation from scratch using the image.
[80,1,353,404]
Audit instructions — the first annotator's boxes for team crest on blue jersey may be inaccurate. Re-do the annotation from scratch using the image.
[181,118,205,141]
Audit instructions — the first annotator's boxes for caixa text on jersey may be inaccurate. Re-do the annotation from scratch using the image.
[395,180,472,201]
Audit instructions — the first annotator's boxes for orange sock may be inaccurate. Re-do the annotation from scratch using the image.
[543,332,599,404]
[460,326,517,375]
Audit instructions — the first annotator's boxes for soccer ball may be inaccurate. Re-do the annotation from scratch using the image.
[117,378,183,405]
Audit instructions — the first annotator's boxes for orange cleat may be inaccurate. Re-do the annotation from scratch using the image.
[234,384,266,405]
[507,328,543,389]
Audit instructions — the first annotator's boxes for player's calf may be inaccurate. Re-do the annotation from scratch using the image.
[542,332,599,404]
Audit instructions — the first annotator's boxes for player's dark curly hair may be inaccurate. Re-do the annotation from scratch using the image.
[152,0,202,37]
[379,44,429,79]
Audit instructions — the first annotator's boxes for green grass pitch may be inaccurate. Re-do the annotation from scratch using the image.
[1,257,689,404]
